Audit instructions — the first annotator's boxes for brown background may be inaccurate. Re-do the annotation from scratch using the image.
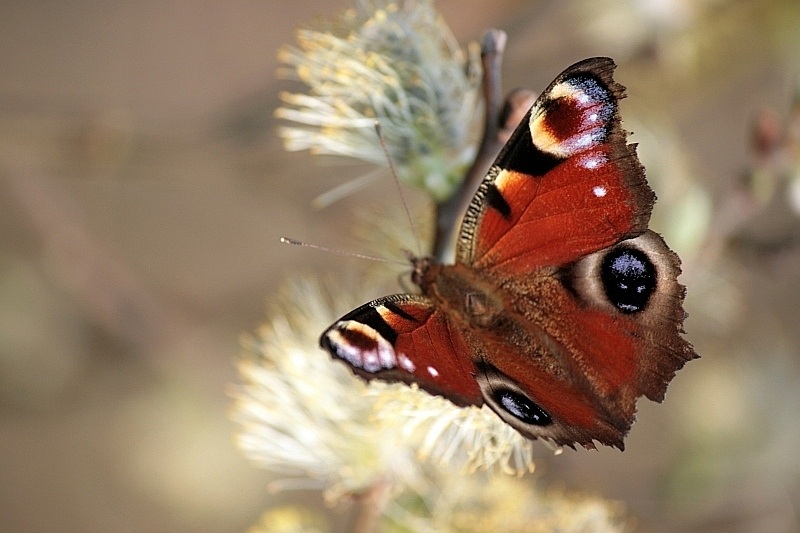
[2,1,799,531]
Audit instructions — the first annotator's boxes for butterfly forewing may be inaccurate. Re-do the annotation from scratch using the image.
[320,294,483,405]
[457,57,653,271]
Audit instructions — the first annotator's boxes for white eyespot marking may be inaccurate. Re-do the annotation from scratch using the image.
[593,185,607,197]
[580,154,605,170]
[375,305,394,320]
[529,78,613,159]
[325,320,397,373]
[398,353,416,372]
[494,168,517,194]
[427,366,439,378]
[575,133,594,149]
[548,81,584,101]
[364,352,379,369]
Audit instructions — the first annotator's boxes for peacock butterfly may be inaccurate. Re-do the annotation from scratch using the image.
[319,57,697,450]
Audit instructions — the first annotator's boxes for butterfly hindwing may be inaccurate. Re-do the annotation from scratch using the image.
[465,231,695,449]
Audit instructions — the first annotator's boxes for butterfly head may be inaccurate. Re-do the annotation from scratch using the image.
[409,255,441,292]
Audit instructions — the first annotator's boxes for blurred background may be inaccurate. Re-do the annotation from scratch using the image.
[2,1,800,531]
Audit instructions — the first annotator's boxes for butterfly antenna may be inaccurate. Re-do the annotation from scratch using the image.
[280,237,407,266]
[374,121,423,256]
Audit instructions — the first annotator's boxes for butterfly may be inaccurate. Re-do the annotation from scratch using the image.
[319,57,697,450]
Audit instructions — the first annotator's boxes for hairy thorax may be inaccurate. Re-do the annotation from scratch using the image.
[414,259,504,327]
[414,257,570,377]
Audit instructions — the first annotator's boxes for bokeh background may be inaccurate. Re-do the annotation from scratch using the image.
[2,1,800,531]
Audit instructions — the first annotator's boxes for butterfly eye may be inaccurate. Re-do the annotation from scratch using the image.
[600,247,656,313]
[492,388,552,426]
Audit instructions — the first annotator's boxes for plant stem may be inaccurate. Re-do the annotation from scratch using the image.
[433,29,506,261]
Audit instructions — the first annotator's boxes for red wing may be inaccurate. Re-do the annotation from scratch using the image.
[452,59,697,449]
[320,294,482,406]
[474,231,697,449]
[456,57,654,274]
[474,332,631,450]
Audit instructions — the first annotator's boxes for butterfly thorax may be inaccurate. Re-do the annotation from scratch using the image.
[412,257,506,330]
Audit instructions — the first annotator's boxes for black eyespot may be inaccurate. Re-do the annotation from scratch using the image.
[493,388,552,426]
[601,247,656,313]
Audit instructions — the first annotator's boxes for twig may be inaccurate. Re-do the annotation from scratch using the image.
[432,29,507,261]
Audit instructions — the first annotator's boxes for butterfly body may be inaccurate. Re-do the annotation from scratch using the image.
[320,58,697,450]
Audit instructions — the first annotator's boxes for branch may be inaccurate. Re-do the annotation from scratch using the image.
[433,29,507,261]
